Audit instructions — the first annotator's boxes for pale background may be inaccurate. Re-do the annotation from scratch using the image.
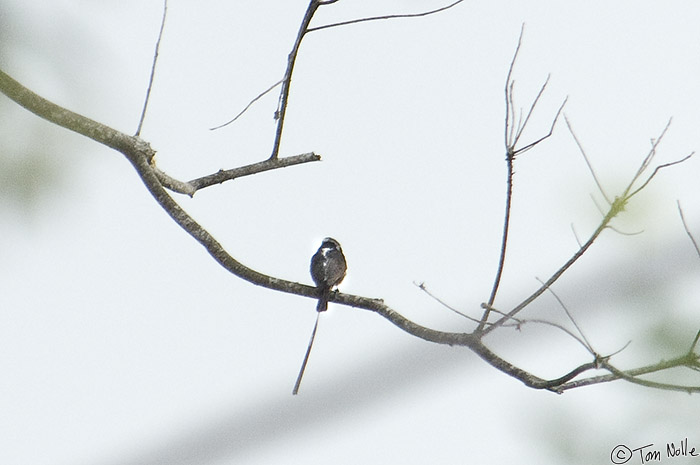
[1,1,699,464]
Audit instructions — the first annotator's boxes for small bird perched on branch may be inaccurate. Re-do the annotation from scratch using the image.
[293,237,347,395]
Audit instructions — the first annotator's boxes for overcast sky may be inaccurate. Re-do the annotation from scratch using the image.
[1,1,700,464]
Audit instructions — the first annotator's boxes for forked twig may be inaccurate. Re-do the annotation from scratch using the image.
[477,25,565,331]
[270,0,468,159]
[484,120,693,336]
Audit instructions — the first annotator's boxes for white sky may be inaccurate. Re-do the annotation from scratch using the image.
[1,1,700,464]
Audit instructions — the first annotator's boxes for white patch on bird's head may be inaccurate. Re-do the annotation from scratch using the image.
[321,237,341,251]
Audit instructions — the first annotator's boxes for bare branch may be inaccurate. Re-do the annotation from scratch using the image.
[484,118,693,336]
[269,0,325,159]
[152,152,321,196]
[557,346,700,393]
[136,0,168,137]
[478,26,565,331]
[306,0,467,33]
[0,69,148,155]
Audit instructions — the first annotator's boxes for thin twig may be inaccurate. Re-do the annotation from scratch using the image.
[690,330,700,353]
[628,120,672,191]
[210,79,283,130]
[270,0,323,159]
[570,223,583,248]
[678,201,700,257]
[512,96,566,156]
[415,282,481,323]
[480,302,593,352]
[565,116,610,204]
[512,74,550,149]
[627,152,694,199]
[306,0,467,33]
[536,277,593,352]
[504,24,525,150]
[136,0,168,137]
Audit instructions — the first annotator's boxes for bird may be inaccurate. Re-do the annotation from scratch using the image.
[310,237,347,312]
[293,237,347,395]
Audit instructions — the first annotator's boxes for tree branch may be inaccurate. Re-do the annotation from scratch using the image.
[269,0,325,160]
[306,0,467,33]
[154,152,321,197]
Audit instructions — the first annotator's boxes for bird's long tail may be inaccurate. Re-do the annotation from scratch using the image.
[293,312,321,395]
[316,287,330,312]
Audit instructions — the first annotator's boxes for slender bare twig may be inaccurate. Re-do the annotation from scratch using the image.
[512,97,567,156]
[536,277,594,352]
[477,26,565,331]
[511,75,551,149]
[678,201,700,257]
[570,223,583,248]
[415,281,481,323]
[306,0,467,33]
[503,25,525,150]
[269,0,324,160]
[210,79,283,131]
[565,116,610,203]
[627,152,694,199]
[136,0,168,137]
